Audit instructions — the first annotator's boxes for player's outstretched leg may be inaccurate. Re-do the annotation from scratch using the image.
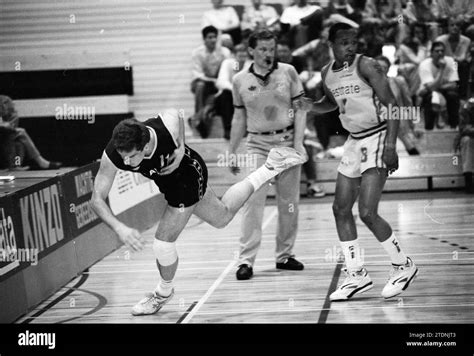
[131,205,195,316]
[358,168,418,299]
[330,172,374,301]
[194,147,306,228]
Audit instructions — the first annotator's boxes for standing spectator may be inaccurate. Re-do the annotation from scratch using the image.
[376,56,420,155]
[280,0,323,48]
[216,43,251,139]
[436,17,472,98]
[229,30,307,280]
[403,0,439,40]
[190,26,231,138]
[0,95,62,170]
[241,0,280,37]
[202,0,241,44]
[454,97,474,194]
[276,40,306,74]
[397,22,431,99]
[418,41,460,130]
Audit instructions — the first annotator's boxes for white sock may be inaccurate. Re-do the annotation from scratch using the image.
[380,233,408,265]
[155,279,173,297]
[340,240,363,272]
[246,165,278,191]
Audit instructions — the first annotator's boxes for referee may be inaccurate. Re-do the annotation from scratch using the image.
[229,29,307,280]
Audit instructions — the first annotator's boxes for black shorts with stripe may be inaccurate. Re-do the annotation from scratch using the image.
[155,146,208,208]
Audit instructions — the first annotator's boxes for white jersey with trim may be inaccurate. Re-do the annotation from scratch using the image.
[323,54,385,134]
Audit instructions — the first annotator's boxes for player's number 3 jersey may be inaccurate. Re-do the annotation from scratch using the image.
[323,54,386,138]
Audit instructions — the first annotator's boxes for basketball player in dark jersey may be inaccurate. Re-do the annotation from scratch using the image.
[92,109,306,315]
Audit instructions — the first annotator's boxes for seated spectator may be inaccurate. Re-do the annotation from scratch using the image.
[376,56,420,155]
[403,0,439,40]
[435,17,472,98]
[215,43,251,139]
[190,25,231,138]
[202,0,241,44]
[362,0,405,45]
[325,0,363,24]
[241,0,280,38]
[433,0,474,23]
[454,97,474,194]
[418,41,460,130]
[276,40,306,73]
[357,20,385,58]
[280,0,323,48]
[0,95,62,170]
[396,22,431,99]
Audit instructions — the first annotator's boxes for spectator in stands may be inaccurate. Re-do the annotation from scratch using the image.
[202,0,241,44]
[325,0,363,25]
[276,39,306,74]
[280,0,324,48]
[216,43,251,139]
[454,97,474,194]
[433,0,474,23]
[436,17,472,98]
[357,20,385,57]
[418,41,460,130]
[190,25,231,138]
[396,22,431,99]
[403,0,439,40]
[376,56,420,155]
[0,95,62,170]
[362,0,406,45]
[241,0,281,37]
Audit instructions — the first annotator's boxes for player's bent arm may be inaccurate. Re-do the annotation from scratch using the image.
[360,57,399,147]
[229,107,247,154]
[91,152,125,234]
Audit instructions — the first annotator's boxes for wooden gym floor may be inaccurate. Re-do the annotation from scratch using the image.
[16,190,474,324]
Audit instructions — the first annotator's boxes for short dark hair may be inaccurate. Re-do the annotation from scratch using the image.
[202,25,218,38]
[248,29,276,49]
[328,22,357,42]
[112,118,150,152]
[375,55,391,67]
[431,41,446,52]
[277,39,291,49]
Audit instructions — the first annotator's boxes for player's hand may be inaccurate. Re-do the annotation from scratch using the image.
[116,225,143,252]
[293,97,314,112]
[382,146,399,175]
[160,143,185,175]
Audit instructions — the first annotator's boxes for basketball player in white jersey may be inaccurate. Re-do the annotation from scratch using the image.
[92,110,306,315]
[297,23,418,300]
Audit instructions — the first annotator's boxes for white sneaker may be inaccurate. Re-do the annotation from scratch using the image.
[131,289,174,316]
[307,183,326,198]
[330,268,373,301]
[381,257,418,299]
[265,147,307,173]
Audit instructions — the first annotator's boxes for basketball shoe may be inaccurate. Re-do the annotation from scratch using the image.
[381,257,418,299]
[265,147,307,173]
[330,267,373,301]
[131,289,174,316]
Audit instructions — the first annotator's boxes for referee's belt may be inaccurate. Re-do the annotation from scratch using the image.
[248,124,294,136]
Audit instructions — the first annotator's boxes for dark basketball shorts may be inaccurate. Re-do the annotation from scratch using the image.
[155,146,208,208]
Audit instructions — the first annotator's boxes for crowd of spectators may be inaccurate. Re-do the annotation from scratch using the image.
[190,0,474,193]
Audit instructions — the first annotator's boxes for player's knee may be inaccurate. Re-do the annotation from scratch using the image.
[153,239,178,266]
[332,202,351,218]
[359,207,377,226]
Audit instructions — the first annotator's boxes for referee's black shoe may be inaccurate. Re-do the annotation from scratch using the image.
[236,264,253,280]
[276,257,304,270]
